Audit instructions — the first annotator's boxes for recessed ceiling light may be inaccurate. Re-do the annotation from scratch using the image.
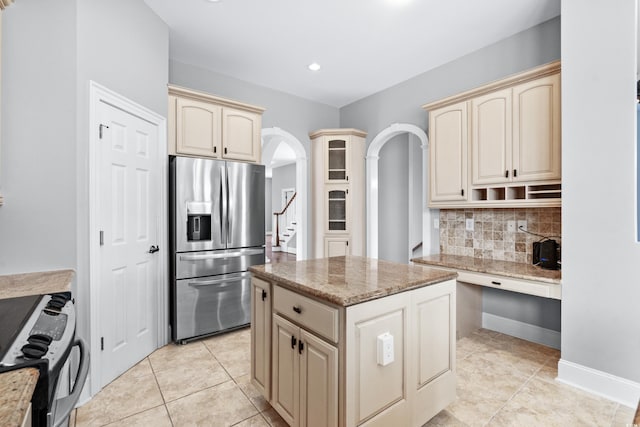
[308,62,321,72]
[205,0,221,3]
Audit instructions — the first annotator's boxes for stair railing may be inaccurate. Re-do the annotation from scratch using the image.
[273,192,297,247]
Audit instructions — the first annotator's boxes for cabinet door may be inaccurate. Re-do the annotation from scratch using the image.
[429,101,468,202]
[512,73,561,182]
[325,138,349,183]
[251,278,271,400]
[222,107,261,163]
[299,330,338,427]
[471,88,512,185]
[176,97,221,157]
[324,237,350,257]
[325,185,350,234]
[411,280,456,424]
[272,315,300,427]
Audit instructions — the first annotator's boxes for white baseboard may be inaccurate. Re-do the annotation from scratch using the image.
[482,312,561,350]
[557,359,640,408]
[285,246,297,255]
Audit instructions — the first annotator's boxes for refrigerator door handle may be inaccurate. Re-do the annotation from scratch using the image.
[179,248,264,261]
[226,166,231,246]
[220,166,226,247]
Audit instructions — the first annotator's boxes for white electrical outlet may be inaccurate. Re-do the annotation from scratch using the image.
[517,220,527,232]
[465,218,474,231]
[433,218,439,229]
[507,221,516,232]
[377,332,394,366]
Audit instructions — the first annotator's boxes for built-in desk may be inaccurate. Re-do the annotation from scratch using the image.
[411,254,561,340]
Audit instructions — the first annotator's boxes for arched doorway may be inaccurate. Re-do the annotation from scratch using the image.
[366,123,434,260]
[262,127,308,260]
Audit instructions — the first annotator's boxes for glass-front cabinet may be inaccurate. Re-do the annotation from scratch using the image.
[326,186,349,233]
[326,139,349,182]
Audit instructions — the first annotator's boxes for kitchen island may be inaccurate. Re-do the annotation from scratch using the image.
[249,256,457,427]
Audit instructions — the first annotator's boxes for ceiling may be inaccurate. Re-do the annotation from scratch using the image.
[144,0,561,108]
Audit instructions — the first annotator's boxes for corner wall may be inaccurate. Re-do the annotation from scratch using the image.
[560,0,640,400]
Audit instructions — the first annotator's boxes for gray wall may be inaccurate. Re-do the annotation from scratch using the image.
[561,0,640,385]
[378,135,409,263]
[0,0,78,274]
[340,17,562,331]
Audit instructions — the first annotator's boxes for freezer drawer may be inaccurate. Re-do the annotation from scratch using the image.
[175,247,265,280]
[174,271,251,341]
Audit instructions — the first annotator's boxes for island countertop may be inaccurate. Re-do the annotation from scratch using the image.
[0,269,74,300]
[0,368,39,427]
[411,254,561,284]
[249,255,457,307]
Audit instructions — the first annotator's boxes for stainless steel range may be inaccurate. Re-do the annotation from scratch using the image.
[169,156,265,343]
[0,292,89,427]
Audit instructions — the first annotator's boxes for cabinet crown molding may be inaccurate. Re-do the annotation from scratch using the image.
[309,128,367,139]
[168,84,265,114]
[421,60,560,111]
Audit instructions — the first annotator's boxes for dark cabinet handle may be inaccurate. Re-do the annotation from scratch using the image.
[291,335,297,349]
[298,340,304,354]
[505,170,509,178]
[513,169,517,177]
[491,281,502,286]
[293,306,302,314]
[224,147,228,154]
[213,146,217,153]
[461,189,464,196]
[261,289,267,301]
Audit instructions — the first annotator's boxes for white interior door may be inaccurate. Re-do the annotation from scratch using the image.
[97,99,160,387]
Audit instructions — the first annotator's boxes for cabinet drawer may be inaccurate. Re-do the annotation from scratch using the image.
[273,286,339,343]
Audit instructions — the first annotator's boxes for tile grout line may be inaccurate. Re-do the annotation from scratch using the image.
[482,356,550,426]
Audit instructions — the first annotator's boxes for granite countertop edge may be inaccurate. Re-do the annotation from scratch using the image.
[0,269,75,300]
[0,368,39,427]
[410,255,561,284]
[249,265,457,307]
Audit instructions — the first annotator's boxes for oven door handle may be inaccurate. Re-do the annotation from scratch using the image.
[180,248,263,261]
[52,337,90,427]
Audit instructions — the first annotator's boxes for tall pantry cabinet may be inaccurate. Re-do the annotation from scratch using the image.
[310,129,367,259]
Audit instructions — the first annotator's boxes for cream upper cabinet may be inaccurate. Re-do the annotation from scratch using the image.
[512,73,561,182]
[423,61,562,208]
[168,85,264,163]
[175,97,222,158]
[429,101,468,202]
[471,88,512,185]
[222,107,262,162]
[311,129,366,258]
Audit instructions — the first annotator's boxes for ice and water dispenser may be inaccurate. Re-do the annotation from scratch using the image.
[186,202,212,242]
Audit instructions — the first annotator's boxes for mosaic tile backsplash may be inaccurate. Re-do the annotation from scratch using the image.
[439,208,561,264]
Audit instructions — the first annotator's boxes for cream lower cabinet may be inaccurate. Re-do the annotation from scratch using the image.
[324,237,350,257]
[251,277,456,427]
[272,314,339,427]
[251,277,272,400]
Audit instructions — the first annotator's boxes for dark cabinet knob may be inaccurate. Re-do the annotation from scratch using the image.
[293,306,302,314]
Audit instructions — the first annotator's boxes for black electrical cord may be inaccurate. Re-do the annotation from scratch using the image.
[517,225,561,242]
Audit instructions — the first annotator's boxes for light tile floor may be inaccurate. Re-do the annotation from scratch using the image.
[73,328,636,427]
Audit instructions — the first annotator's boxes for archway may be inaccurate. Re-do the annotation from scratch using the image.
[262,127,308,260]
[366,123,434,260]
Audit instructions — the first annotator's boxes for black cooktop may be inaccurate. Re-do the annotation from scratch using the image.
[0,294,43,362]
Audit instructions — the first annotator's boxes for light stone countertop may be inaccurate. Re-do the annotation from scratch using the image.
[0,269,74,300]
[249,255,457,307]
[410,254,561,284]
[0,368,39,427]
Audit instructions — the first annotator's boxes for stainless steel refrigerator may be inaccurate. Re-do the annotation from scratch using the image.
[170,156,265,343]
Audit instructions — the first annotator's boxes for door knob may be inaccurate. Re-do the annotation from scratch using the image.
[148,245,160,254]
